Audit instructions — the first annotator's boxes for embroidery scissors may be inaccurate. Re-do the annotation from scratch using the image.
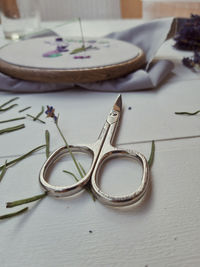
[39,95,149,207]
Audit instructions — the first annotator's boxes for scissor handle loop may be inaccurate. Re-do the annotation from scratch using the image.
[39,145,94,197]
[91,148,149,207]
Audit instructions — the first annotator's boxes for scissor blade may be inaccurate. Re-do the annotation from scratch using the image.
[113,94,122,113]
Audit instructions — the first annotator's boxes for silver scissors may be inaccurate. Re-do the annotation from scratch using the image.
[39,95,149,207]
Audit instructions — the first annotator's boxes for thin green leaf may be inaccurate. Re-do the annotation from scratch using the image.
[7,192,47,208]
[175,110,200,116]
[148,141,155,168]
[34,106,45,121]
[0,144,46,171]
[0,104,18,112]
[0,124,25,135]
[63,170,79,182]
[19,106,31,113]
[0,161,7,182]
[45,130,50,159]
[26,114,45,124]
[0,207,28,220]
[0,117,26,124]
[0,97,19,109]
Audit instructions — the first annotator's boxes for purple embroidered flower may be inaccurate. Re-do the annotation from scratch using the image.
[45,106,58,123]
[43,50,62,58]
[74,55,91,59]
[57,45,69,52]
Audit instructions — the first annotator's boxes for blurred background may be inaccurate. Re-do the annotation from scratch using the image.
[36,0,200,20]
[0,0,199,21]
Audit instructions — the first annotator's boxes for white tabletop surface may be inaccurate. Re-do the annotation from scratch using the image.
[0,20,200,267]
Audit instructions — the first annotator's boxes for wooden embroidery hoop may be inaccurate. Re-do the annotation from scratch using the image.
[0,37,145,83]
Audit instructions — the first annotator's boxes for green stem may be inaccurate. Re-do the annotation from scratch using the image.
[0,144,46,171]
[63,170,95,201]
[175,110,200,116]
[0,117,26,124]
[0,124,25,135]
[6,192,47,208]
[45,130,50,159]
[0,207,28,220]
[56,122,83,178]
[0,104,18,112]
[0,97,19,109]
[0,161,7,182]
[34,106,45,121]
[79,162,86,175]
[27,114,45,124]
[148,141,155,168]
[19,106,31,113]
[63,170,79,182]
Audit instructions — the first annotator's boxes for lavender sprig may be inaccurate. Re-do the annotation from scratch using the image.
[45,106,84,178]
[182,51,200,71]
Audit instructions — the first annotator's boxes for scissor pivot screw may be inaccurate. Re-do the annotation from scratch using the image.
[110,111,118,116]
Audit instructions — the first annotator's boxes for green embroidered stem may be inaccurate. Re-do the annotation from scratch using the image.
[148,141,155,168]
[27,114,45,124]
[45,130,50,159]
[0,144,46,171]
[0,207,28,220]
[6,192,47,208]
[175,110,200,116]
[70,46,86,55]
[0,117,26,124]
[0,124,25,135]
[79,17,86,49]
[19,106,31,113]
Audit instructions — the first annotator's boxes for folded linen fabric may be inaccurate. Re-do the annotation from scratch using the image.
[0,18,174,93]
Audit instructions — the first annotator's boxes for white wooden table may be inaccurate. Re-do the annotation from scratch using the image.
[0,20,200,267]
